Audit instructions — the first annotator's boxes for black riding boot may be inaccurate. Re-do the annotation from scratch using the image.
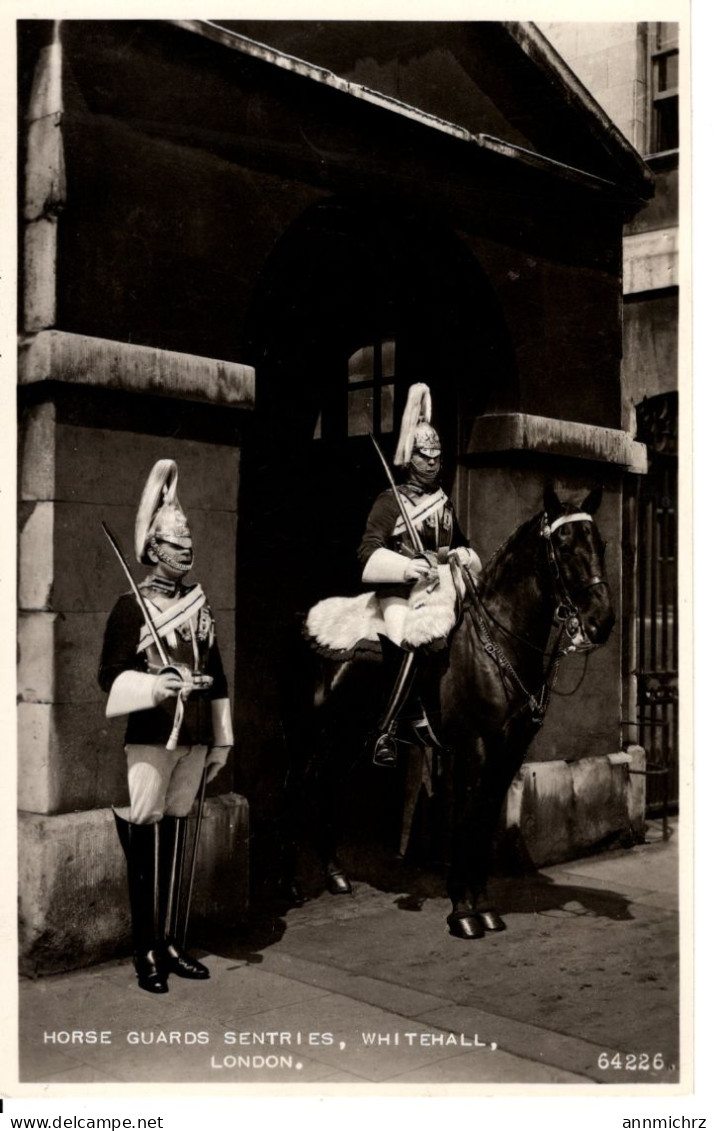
[370,642,418,768]
[159,816,210,979]
[114,813,168,994]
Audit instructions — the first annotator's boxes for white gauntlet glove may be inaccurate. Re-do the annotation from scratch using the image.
[451,546,482,574]
[362,547,412,584]
[151,670,184,705]
[205,746,232,784]
[402,554,435,583]
[106,670,181,717]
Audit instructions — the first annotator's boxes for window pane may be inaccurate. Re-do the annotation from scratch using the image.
[381,339,396,379]
[655,50,678,92]
[381,383,395,434]
[653,94,679,152]
[348,345,374,383]
[348,388,374,436]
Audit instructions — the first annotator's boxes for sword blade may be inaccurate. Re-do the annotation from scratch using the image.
[369,434,424,555]
[101,521,170,668]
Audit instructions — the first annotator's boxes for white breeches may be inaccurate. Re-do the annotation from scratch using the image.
[117,744,208,825]
[379,595,409,647]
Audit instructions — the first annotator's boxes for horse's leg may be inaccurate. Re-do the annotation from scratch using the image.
[278,703,347,902]
[444,728,528,937]
[461,735,529,931]
[444,736,489,939]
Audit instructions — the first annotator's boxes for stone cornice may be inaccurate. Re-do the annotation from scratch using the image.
[465,412,647,473]
[623,227,678,295]
[19,330,256,409]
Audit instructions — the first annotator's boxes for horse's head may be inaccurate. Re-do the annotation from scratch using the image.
[543,484,615,649]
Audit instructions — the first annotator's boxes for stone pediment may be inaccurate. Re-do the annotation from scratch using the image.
[207,19,653,200]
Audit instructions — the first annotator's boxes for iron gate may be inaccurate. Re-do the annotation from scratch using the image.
[633,392,679,809]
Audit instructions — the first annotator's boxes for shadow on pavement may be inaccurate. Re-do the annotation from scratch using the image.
[201,909,288,964]
[205,841,634,965]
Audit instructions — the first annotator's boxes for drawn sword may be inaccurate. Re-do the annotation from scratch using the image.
[101,521,187,750]
[369,433,424,556]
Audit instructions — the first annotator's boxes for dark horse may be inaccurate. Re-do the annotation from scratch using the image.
[281,485,615,939]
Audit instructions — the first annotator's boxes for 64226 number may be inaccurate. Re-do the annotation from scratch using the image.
[597,1052,665,1071]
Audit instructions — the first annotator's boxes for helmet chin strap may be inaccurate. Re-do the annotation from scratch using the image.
[149,537,193,573]
[409,460,441,488]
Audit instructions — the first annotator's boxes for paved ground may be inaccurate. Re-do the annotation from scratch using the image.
[19,821,679,1088]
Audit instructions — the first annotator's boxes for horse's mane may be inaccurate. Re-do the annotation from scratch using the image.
[476,511,543,593]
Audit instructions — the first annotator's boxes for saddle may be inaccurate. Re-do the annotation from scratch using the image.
[304,562,460,662]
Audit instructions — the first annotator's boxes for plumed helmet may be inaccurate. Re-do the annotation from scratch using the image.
[393,384,442,466]
[134,459,192,565]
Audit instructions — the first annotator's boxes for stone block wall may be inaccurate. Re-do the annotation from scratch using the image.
[17,337,255,972]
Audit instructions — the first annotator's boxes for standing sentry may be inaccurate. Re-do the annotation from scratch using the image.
[98,459,233,994]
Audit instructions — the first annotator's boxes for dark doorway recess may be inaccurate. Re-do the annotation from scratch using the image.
[233,196,515,893]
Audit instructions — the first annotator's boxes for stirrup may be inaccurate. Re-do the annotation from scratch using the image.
[372,730,399,769]
[371,650,417,768]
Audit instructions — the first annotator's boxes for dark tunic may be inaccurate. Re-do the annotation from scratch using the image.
[357,482,469,598]
[98,586,228,747]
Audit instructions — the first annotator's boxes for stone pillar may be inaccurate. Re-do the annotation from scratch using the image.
[22,22,65,333]
[459,412,649,853]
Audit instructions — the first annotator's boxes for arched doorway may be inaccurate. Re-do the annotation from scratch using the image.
[234,197,514,890]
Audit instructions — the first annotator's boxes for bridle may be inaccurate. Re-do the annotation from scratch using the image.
[540,511,608,650]
[456,510,608,726]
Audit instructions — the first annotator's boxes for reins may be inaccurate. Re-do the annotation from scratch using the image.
[458,510,604,726]
[459,562,564,725]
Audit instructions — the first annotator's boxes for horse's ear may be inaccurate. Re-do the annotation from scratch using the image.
[581,485,603,515]
[543,483,562,519]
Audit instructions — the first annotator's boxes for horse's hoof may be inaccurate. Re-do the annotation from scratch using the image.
[446,913,485,940]
[477,909,506,932]
[326,870,353,896]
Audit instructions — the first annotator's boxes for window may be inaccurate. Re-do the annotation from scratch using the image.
[313,337,397,440]
[649,23,679,155]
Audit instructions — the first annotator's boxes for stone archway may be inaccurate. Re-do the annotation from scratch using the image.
[234,196,515,891]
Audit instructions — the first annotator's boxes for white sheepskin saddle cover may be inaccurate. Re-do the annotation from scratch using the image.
[305,563,459,660]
